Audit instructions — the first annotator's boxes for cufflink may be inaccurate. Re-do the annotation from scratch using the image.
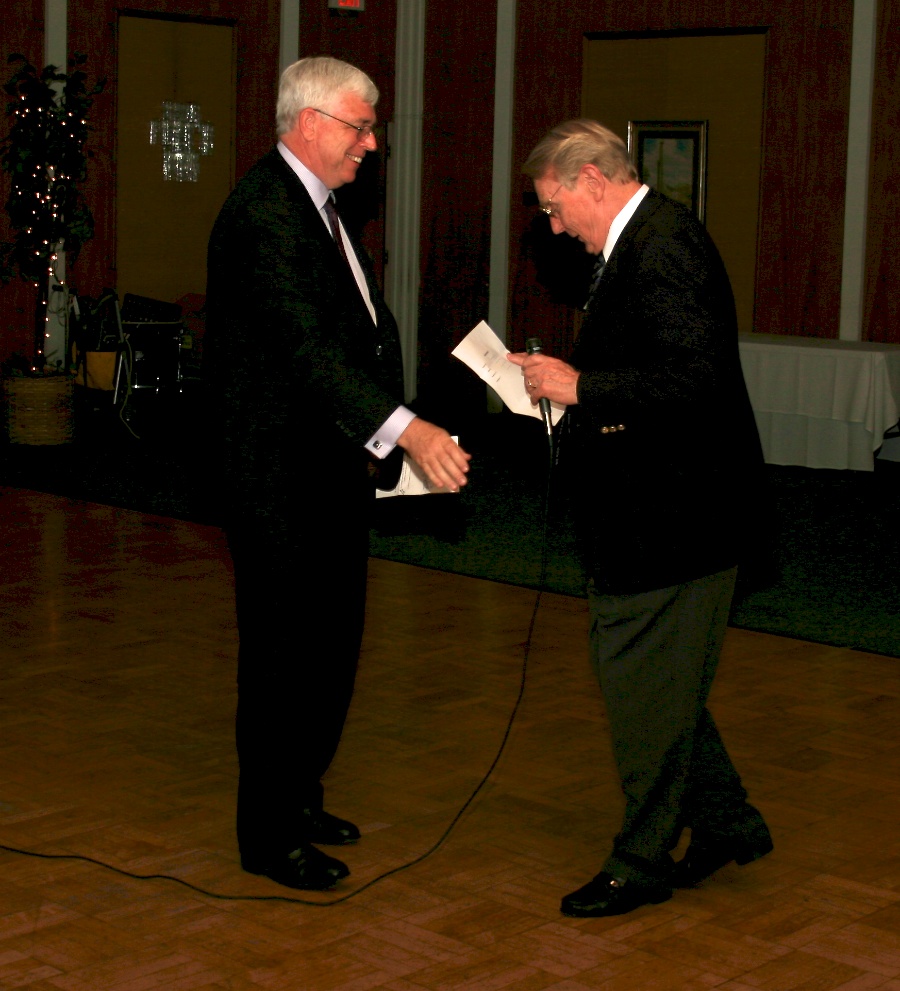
[373,440,382,450]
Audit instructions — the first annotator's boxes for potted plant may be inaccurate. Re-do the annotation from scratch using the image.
[0,52,104,443]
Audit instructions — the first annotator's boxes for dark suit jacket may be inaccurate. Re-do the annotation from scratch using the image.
[563,188,765,595]
[205,148,404,521]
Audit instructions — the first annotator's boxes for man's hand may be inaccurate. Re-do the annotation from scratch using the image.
[506,351,580,407]
[397,418,471,491]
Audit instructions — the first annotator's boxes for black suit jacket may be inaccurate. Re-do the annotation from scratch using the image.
[563,188,765,595]
[205,148,404,521]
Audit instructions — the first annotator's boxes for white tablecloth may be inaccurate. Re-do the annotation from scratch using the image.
[738,334,900,471]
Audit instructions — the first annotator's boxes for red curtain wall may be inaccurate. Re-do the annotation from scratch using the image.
[510,0,854,347]
[2,0,898,371]
[865,0,900,344]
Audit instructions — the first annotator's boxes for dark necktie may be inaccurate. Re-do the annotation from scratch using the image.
[584,253,606,311]
[323,197,349,265]
[324,196,376,325]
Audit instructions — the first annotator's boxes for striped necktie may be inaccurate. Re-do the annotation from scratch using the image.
[323,197,349,265]
[323,195,378,325]
[584,253,606,311]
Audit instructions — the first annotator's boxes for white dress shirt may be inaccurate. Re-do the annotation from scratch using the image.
[277,141,415,458]
[602,183,650,263]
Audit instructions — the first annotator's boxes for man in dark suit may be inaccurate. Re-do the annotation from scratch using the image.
[206,56,470,891]
[508,119,772,917]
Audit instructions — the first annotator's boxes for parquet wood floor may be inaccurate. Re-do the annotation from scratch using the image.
[2,486,900,990]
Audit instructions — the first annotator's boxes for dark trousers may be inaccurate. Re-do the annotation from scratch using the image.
[227,483,371,861]
[588,567,749,885]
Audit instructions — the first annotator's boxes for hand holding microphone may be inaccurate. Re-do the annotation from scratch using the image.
[506,342,581,453]
[505,342,581,411]
[525,337,554,447]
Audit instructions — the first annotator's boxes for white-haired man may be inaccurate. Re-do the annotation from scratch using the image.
[207,56,470,890]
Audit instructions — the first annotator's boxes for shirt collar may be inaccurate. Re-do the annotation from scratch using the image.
[277,141,331,210]
[602,183,650,261]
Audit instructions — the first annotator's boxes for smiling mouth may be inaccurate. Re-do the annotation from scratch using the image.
[347,153,363,164]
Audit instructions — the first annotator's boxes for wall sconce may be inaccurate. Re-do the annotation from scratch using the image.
[148,102,214,182]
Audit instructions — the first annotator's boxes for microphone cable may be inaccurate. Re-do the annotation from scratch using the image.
[0,419,558,906]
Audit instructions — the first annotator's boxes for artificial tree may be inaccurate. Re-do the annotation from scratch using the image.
[0,52,104,374]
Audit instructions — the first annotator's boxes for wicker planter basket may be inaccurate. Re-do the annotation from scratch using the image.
[3,375,75,445]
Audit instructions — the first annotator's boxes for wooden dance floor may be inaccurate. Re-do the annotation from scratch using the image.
[2,486,900,989]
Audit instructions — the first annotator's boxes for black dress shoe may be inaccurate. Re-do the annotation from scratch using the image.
[242,843,350,890]
[300,808,360,845]
[672,810,773,888]
[561,872,672,918]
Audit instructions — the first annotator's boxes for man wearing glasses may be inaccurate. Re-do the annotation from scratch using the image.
[508,118,771,917]
[206,56,470,891]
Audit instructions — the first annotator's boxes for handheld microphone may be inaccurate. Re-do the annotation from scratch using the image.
[525,337,554,452]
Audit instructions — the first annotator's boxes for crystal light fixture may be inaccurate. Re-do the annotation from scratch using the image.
[148,102,214,182]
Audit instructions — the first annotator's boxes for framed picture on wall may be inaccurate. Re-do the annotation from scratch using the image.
[627,120,708,224]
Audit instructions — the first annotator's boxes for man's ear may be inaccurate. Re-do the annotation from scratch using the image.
[580,163,606,197]
[297,107,318,139]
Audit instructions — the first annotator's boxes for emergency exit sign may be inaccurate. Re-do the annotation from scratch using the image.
[328,0,364,9]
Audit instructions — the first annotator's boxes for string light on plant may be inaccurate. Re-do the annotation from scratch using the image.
[1,53,105,375]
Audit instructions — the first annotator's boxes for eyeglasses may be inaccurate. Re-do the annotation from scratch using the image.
[540,184,563,218]
[314,108,377,140]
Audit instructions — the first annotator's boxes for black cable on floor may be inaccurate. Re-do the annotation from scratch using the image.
[0,432,558,906]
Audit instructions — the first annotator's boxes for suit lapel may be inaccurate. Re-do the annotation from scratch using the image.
[584,191,661,310]
[602,190,658,277]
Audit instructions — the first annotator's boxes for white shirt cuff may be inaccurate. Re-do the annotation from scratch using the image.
[365,407,416,459]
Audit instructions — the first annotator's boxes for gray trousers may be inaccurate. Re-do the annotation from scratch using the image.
[588,567,748,885]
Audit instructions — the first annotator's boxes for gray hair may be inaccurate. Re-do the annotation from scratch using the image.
[276,56,379,136]
[522,118,638,188]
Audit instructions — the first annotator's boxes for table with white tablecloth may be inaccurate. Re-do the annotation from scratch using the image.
[738,334,900,471]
